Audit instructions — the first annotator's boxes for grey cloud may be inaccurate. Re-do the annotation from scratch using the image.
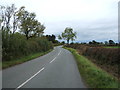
[44,18,118,42]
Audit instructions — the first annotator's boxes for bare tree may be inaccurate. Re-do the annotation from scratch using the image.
[0,5,5,30]
[12,6,19,34]
[5,4,16,31]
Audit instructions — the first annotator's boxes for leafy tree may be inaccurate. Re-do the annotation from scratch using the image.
[89,41,92,44]
[36,24,45,37]
[89,40,100,45]
[1,4,53,62]
[58,35,62,40]
[46,34,56,43]
[17,7,45,39]
[61,41,65,44]
[58,27,77,44]
[109,40,115,45]
[104,41,109,45]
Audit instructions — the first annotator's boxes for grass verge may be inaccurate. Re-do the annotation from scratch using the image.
[64,47,119,88]
[2,49,53,69]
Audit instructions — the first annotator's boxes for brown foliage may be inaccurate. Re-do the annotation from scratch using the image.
[66,44,120,79]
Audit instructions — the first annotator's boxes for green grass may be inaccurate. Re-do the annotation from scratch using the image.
[64,47,119,88]
[2,49,53,69]
[104,46,120,48]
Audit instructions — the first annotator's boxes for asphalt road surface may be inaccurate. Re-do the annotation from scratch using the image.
[3,46,86,88]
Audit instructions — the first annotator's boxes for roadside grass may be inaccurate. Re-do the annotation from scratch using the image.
[103,46,120,48]
[64,47,119,88]
[2,49,53,69]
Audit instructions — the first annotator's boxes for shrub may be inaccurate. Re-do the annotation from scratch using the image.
[2,31,53,61]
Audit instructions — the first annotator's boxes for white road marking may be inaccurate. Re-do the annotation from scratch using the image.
[49,50,61,64]
[15,67,45,89]
[50,57,56,63]
[58,50,61,56]
[15,50,62,89]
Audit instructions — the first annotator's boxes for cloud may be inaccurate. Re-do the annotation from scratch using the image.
[0,0,119,42]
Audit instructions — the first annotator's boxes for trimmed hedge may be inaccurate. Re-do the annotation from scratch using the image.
[66,44,120,79]
[64,47,119,88]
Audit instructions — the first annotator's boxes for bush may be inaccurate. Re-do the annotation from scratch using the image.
[2,31,53,61]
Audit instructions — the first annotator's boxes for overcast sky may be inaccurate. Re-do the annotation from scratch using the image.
[1,0,119,42]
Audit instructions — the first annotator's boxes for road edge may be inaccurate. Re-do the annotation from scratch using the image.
[63,47,119,88]
[2,49,53,69]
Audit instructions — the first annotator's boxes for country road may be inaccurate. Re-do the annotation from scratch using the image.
[3,46,86,88]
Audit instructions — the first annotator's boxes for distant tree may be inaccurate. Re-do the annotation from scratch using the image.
[46,34,57,43]
[104,41,109,45]
[92,40,96,44]
[58,27,77,44]
[89,41,92,44]
[61,41,65,44]
[54,40,59,43]
[92,40,100,44]
[81,42,86,44]
[109,40,115,45]
[89,40,100,45]
[115,43,118,46]
[58,35,62,40]
[51,34,56,43]
[70,42,74,44]
[100,42,103,45]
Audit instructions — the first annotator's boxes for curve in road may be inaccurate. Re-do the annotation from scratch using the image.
[3,46,86,88]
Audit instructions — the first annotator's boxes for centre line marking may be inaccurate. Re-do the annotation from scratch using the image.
[49,50,61,64]
[15,67,45,89]
[16,50,61,89]
[58,50,61,56]
[50,57,56,63]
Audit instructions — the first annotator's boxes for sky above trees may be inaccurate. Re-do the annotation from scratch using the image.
[0,0,119,42]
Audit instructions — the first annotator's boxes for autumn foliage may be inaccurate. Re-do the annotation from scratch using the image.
[66,44,120,79]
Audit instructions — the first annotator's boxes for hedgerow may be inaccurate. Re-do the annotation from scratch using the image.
[66,44,120,79]
[2,31,53,61]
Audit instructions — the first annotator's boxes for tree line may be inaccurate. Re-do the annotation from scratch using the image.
[57,27,118,46]
[0,4,53,61]
[79,40,119,46]
[0,4,45,39]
